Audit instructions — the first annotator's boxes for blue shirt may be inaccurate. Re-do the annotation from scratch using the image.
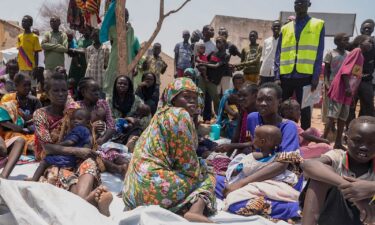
[246,112,300,152]
[275,16,325,82]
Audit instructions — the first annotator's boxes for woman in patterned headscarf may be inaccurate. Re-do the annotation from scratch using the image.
[123,78,216,223]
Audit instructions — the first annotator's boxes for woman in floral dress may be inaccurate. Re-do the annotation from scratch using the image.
[123,78,216,223]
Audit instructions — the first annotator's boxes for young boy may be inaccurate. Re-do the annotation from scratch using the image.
[142,43,168,86]
[1,59,19,93]
[323,33,349,134]
[17,15,42,94]
[326,35,372,149]
[41,16,68,80]
[85,29,110,89]
[301,116,375,225]
[236,30,263,84]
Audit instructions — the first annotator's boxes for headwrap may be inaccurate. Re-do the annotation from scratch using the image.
[184,68,197,78]
[157,78,198,110]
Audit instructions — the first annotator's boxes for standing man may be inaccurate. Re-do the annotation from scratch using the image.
[17,15,42,93]
[236,31,263,84]
[42,16,68,80]
[174,30,193,78]
[348,19,375,122]
[259,20,281,85]
[275,0,325,130]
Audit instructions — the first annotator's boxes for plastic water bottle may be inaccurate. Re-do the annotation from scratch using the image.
[211,124,221,140]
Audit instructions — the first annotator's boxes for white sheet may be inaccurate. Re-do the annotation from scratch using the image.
[0,164,291,225]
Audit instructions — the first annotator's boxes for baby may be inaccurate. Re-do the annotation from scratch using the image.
[224,125,303,215]
[31,108,92,182]
[226,125,302,185]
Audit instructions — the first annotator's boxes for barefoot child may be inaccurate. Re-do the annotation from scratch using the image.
[31,108,92,181]
[326,35,372,149]
[224,125,302,221]
[280,99,332,159]
[301,116,375,225]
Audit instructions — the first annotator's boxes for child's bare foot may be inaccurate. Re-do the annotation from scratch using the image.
[95,186,113,217]
[126,136,139,152]
[184,212,214,223]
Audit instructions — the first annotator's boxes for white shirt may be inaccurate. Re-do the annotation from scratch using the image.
[259,36,279,77]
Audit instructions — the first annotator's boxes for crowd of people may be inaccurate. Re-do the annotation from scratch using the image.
[0,0,375,224]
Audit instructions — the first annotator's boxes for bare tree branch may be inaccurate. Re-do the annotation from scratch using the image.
[164,0,191,18]
[116,0,128,75]
[36,0,69,32]
[126,0,191,73]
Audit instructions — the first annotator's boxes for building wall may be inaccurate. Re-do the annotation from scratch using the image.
[210,15,274,64]
[0,19,23,62]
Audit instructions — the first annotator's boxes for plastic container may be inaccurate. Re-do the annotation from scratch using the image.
[211,124,221,140]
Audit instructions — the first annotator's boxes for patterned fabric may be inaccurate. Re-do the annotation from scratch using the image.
[85,45,110,88]
[78,99,115,130]
[0,100,34,155]
[40,158,100,190]
[123,78,216,215]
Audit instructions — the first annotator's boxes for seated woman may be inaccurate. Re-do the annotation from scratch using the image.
[109,75,150,148]
[280,99,332,159]
[123,78,216,223]
[216,72,245,139]
[135,72,159,115]
[33,72,113,216]
[222,83,301,222]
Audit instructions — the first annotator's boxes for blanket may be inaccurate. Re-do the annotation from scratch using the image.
[224,180,300,211]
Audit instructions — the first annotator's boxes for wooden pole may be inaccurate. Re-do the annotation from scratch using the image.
[115,0,128,76]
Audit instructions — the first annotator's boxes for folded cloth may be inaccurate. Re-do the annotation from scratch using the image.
[224,180,300,211]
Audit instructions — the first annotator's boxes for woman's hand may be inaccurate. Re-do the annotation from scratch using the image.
[339,176,375,202]
[92,121,106,134]
[212,144,233,153]
[74,147,96,159]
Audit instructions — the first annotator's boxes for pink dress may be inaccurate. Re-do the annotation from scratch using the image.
[296,123,332,159]
[327,48,364,106]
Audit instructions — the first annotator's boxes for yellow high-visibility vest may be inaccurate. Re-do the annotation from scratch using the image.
[280,18,324,75]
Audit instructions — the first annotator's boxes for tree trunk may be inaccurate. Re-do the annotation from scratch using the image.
[116,0,128,76]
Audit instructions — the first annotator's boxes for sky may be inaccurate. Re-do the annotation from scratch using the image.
[1,0,375,56]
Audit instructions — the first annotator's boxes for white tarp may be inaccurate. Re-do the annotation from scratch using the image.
[0,164,290,225]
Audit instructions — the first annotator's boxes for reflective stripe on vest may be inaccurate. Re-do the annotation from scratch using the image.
[280,18,324,75]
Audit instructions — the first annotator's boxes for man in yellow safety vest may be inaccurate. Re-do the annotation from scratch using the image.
[274,0,325,130]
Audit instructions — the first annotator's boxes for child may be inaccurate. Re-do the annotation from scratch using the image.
[85,29,109,89]
[301,116,375,225]
[31,108,92,182]
[322,33,349,128]
[183,68,198,84]
[67,78,76,99]
[224,125,302,219]
[1,59,19,93]
[326,35,372,150]
[195,43,208,81]
[280,99,332,159]
[142,43,168,86]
